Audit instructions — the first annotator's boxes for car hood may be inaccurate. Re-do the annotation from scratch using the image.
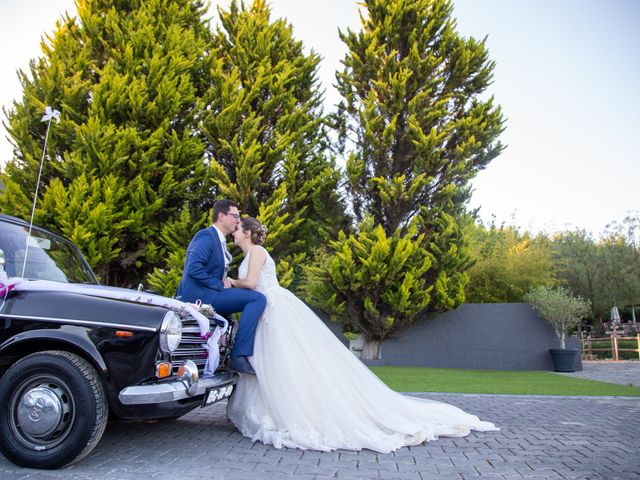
[3,283,171,331]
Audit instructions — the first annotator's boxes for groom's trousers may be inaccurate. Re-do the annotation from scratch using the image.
[209,288,266,357]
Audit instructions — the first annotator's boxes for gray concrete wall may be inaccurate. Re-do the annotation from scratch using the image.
[323,303,582,371]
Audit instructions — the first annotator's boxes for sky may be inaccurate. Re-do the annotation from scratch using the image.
[0,0,638,236]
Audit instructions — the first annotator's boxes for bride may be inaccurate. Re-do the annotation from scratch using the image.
[226,217,498,453]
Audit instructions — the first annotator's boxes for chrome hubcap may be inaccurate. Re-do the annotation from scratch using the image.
[10,376,74,449]
[17,387,63,437]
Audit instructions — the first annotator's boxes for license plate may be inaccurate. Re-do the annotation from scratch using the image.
[202,384,234,407]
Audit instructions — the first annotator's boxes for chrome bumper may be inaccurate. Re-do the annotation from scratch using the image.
[118,367,238,405]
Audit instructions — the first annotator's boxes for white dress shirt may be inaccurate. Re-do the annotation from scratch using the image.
[212,225,232,277]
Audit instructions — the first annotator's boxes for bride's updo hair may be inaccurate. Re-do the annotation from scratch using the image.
[241,217,268,245]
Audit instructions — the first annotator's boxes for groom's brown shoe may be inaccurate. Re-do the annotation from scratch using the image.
[229,356,256,375]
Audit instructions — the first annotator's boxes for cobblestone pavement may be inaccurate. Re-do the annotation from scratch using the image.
[556,361,640,387]
[1,391,638,480]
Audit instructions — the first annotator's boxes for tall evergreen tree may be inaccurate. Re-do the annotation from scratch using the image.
[201,0,346,286]
[0,0,215,287]
[337,0,503,231]
[304,215,433,359]
[306,0,504,357]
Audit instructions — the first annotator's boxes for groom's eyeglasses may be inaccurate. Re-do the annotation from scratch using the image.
[225,212,240,220]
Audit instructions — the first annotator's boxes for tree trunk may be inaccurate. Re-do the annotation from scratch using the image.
[361,338,382,360]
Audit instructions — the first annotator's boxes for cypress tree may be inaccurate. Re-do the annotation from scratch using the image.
[0,0,215,287]
[306,0,504,357]
[201,0,346,287]
[304,215,432,359]
[337,0,503,231]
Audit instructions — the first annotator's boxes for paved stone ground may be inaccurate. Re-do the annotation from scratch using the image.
[556,361,640,388]
[1,389,639,480]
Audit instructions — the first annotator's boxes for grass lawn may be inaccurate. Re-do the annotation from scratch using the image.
[370,366,640,396]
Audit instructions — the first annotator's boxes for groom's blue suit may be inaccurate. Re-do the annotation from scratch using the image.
[176,227,266,358]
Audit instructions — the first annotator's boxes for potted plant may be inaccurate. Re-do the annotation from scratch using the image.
[524,286,591,372]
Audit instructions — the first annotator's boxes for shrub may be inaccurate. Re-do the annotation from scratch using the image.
[525,286,591,349]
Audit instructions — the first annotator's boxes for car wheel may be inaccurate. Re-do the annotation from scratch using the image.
[0,350,108,469]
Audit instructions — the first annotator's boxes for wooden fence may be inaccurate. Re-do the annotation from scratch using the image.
[580,333,640,361]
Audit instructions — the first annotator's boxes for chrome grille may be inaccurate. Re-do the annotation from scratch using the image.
[171,317,211,375]
[171,315,233,375]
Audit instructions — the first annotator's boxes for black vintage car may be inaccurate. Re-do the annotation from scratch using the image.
[0,214,238,468]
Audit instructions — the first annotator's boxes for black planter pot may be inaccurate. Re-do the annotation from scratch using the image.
[549,348,579,372]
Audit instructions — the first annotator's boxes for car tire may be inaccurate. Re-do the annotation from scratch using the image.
[0,350,108,469]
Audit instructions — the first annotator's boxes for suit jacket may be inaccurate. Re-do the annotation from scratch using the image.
[176,227,226,303]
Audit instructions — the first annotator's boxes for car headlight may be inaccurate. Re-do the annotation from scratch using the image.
[159,311,182,353]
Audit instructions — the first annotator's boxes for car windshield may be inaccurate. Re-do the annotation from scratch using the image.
[0,221,98,284]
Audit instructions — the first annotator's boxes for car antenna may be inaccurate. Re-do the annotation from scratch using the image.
[21,106,61,278]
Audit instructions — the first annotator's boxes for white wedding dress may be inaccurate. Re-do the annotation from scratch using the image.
[226,246,498,453]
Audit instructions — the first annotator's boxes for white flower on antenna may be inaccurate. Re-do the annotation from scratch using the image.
[22,105,61,277]
[41,106,61,123]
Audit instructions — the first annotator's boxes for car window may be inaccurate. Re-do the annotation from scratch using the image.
[0,221,97,284]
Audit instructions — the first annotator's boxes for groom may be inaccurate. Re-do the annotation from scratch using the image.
[176,199,266,375]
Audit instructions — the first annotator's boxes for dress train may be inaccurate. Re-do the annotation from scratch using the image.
[227,247,497,452]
